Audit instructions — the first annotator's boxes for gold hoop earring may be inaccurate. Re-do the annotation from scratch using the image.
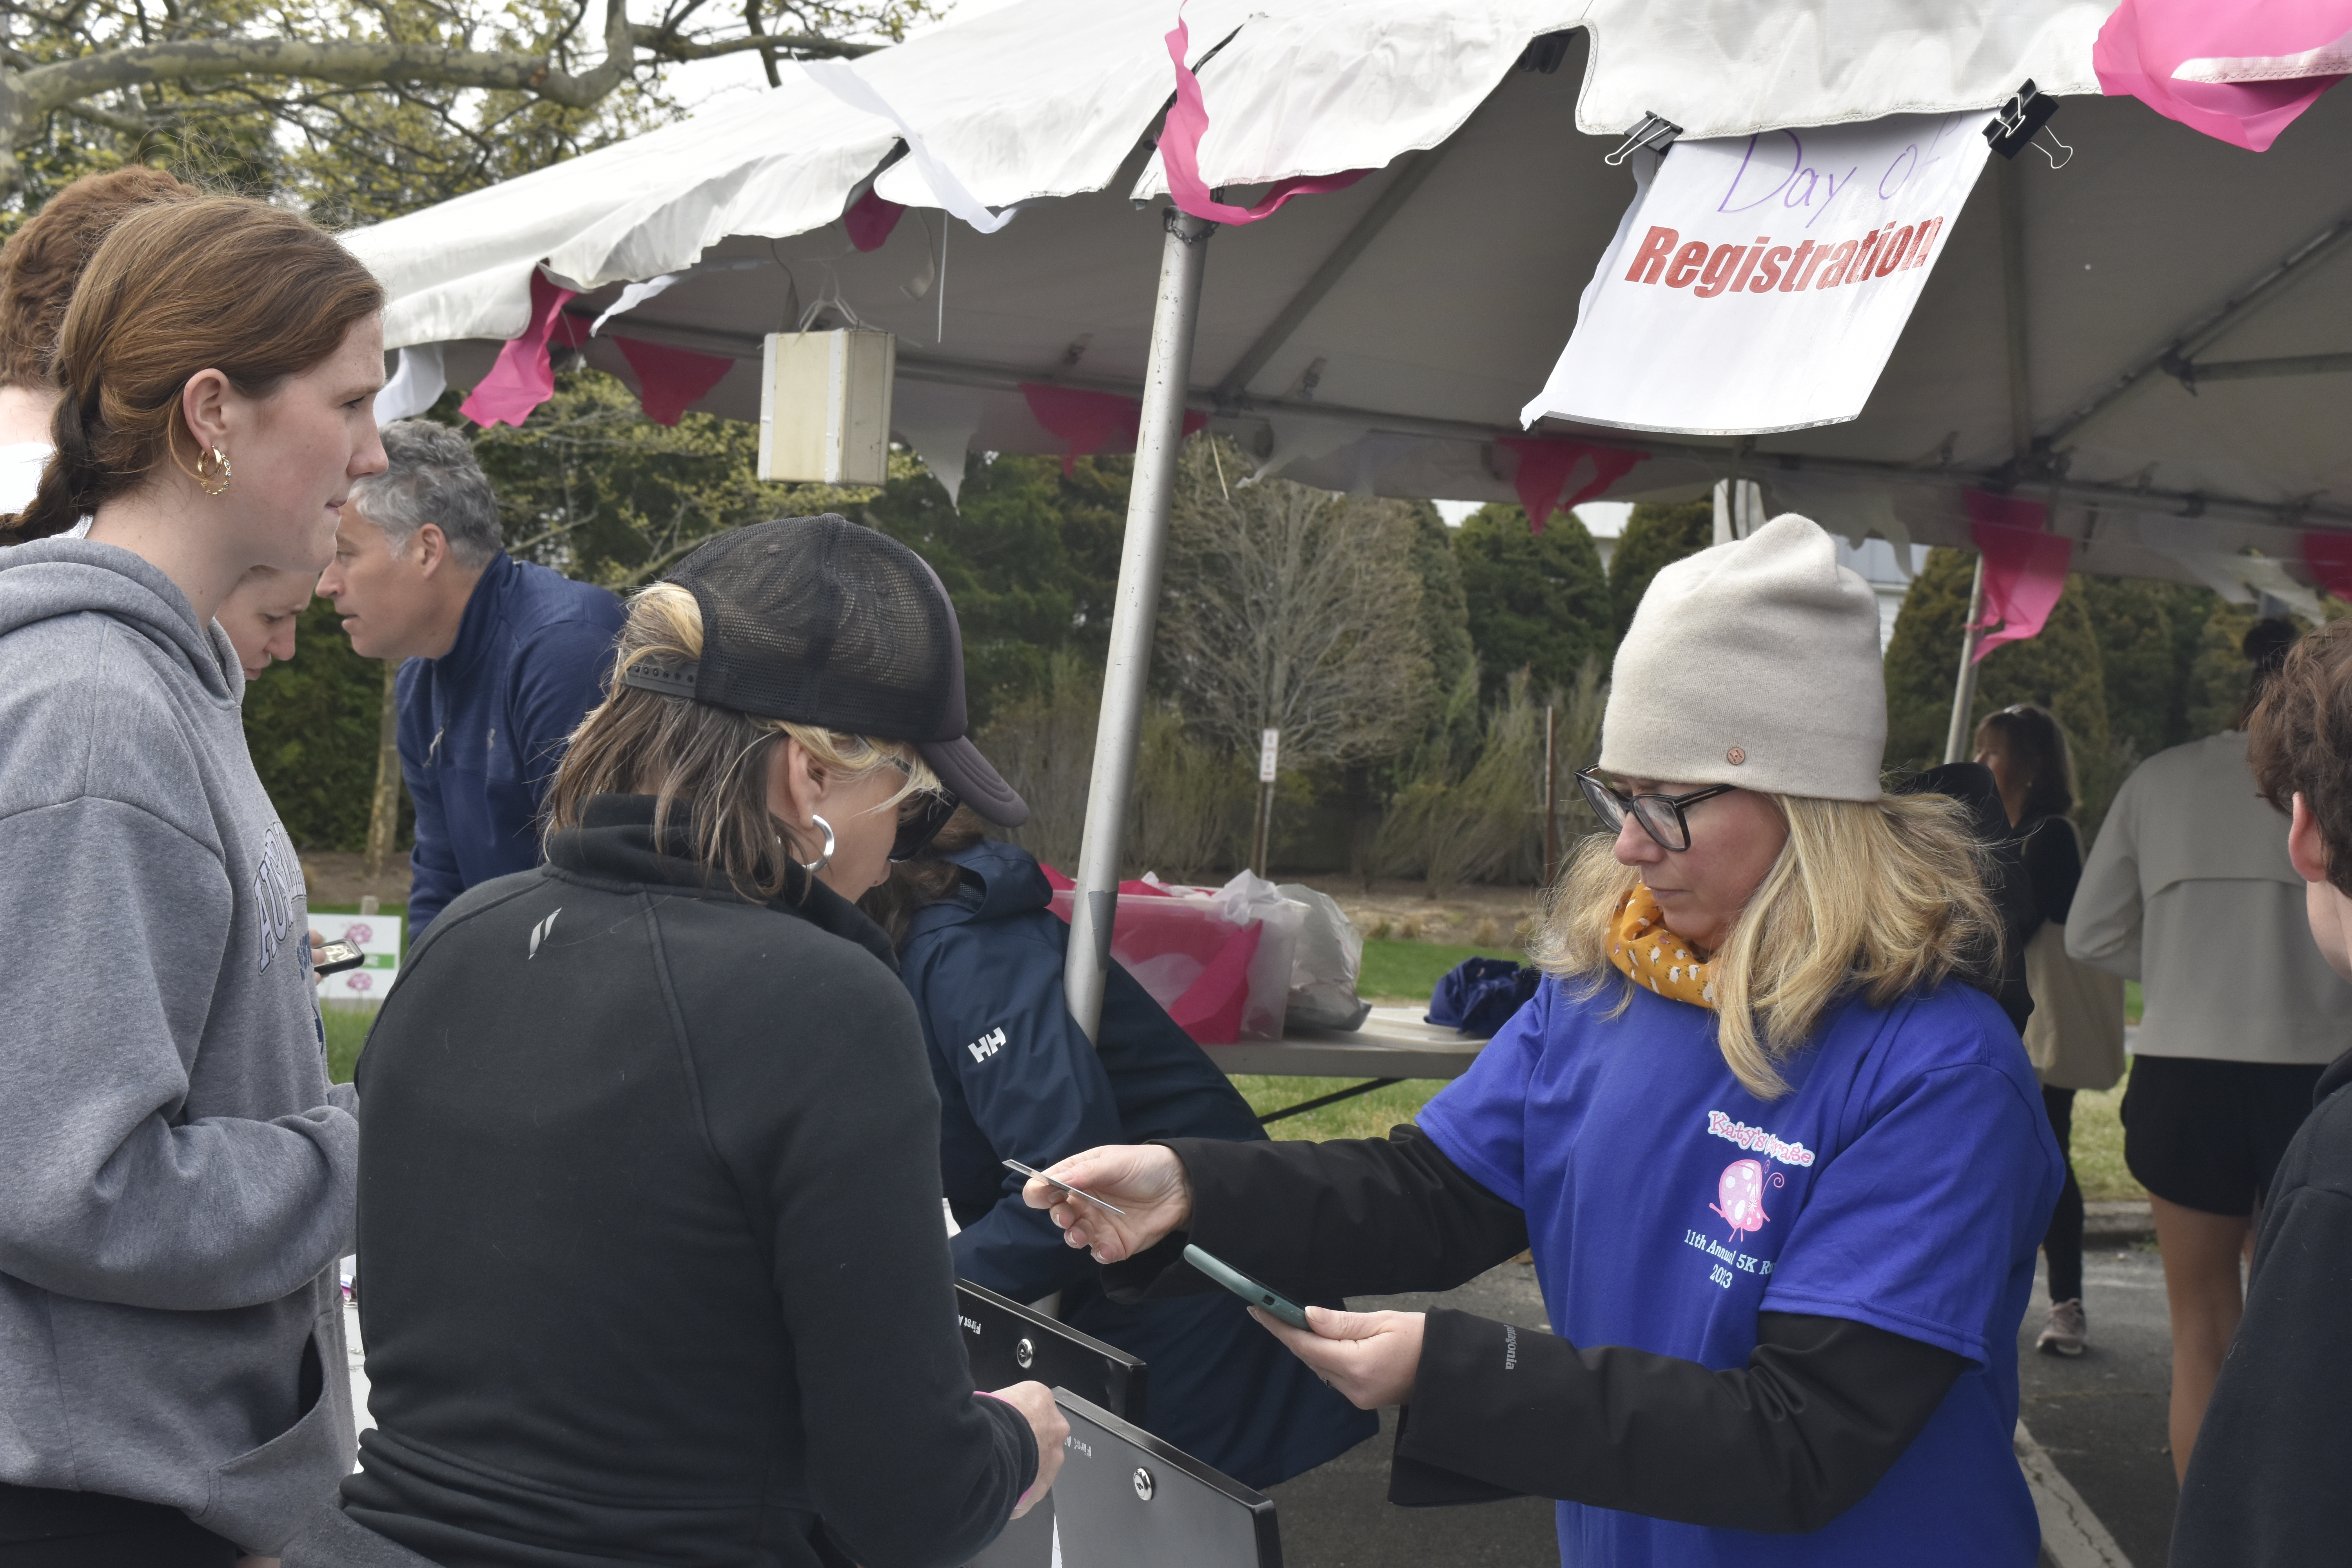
[193,446,232,497]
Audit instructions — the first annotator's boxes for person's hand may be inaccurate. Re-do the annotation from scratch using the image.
[1249,1306,1425,1410]
[984,1381,1068,1519]
[1020,1145,1191,1264]
[307,929,326,974]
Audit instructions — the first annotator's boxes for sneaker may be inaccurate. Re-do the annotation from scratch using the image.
[2036,1298,2087,1357]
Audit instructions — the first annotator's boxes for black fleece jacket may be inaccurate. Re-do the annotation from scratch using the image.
[1107,1128,1966,1532]
[2172,1046,2352,1566]
[341,795,1034,1568]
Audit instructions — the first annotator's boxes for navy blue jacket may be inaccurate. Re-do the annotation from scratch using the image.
[397,553,624,933]
[898,839,1374,1488]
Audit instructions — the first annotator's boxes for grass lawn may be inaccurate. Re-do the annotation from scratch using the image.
[1245,941,2150,1197]
[1229,938,1516,1138]
[1356,938,1523,1006]
[323,1008,372,1084]
[319,933,2150,1198]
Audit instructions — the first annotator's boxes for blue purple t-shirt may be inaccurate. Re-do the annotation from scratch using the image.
[1417,976,2062,1568]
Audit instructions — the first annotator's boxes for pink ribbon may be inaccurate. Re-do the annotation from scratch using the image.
[1498,438,1649,534]
[2303,530,2352,600]
[613,338,735,426]
[2094,0,2352,152]
[460,270,585,430]
[1964,490,2073,662]
[1020,382,1207,475]
[1161,5,1371,225]
[844,185,906,252]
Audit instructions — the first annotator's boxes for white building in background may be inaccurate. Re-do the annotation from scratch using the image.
[1439,498,1925,652]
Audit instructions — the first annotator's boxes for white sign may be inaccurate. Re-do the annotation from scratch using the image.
[1522,113,1990,436]
[1258,728,1281,784]
[314,911,403,1005]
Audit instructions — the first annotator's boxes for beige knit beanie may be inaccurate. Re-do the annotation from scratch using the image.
[1599,512,1886,801]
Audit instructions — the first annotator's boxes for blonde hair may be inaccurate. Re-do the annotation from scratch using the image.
[1534,791,2000,1098]
[545,581,940,902]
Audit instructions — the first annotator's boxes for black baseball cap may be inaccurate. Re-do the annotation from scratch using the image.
[621,514,1029,827]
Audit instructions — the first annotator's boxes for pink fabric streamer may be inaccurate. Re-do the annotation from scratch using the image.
[1964,490,2074,662]
[844,185,906,252]
[1498,438,1649,534]
[461,270,581,429]
[1020,382,1207,475]
[1161,5,1372,225]
[2095,0,2352,152]
[613,338,735,426]
[2303,531,2352,600]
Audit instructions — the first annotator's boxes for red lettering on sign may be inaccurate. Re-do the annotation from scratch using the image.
[1750,245,1792,292]
[1780,240,1819,292]
[1625,225,1680,284]
[1728,236,1770,294]
[1875,224,1916,276]
[1694,243,1746,298]
[1813,240,1858,287]
[1664,241,1709,289]
[1845,228,1883,285]
[1904,216,1944,269]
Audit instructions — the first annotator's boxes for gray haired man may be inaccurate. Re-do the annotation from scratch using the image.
[318,420,623,933]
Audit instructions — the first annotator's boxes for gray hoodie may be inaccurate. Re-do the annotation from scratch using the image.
[0,538,358,1553]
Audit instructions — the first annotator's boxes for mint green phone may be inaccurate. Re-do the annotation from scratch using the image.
[1183,1243,1310,1330]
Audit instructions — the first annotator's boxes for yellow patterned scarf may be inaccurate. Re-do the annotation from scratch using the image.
[1607,886,1718,1009]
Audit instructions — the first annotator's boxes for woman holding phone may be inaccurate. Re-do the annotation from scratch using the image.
[307,516,1063,1568]
[1027,516,2064,1568]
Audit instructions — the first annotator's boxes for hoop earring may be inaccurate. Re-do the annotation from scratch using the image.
[193,446,232,497]
[800,814,835,873]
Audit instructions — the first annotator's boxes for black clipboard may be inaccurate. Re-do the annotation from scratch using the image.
[955,1279,1147,1425]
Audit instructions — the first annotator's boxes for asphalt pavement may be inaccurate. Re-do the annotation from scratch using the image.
[1263,1259,1562,1568]
[2017,1243,2177,1568]
[1261,1247,2176,1568]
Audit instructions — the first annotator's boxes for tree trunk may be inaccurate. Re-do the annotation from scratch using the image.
[362,661,402,888]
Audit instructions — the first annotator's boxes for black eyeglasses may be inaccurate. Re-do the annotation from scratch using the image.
[1575,767,1735,852]
[890,785,962,862]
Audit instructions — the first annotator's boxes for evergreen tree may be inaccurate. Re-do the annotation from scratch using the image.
[2080,577,2177,765]
[1881,546,1977,774]
[1403,500,1475,757]
[243,600,410,851]
[1455,503,1611,703]
[863,451,1130,729]
[1608,499,1713,644]
[1975,580,2116,830]
[2184,598,2264,740]
[1882,549,2115,828]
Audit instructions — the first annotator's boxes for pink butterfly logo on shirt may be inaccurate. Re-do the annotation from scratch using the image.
[1710,1158,1785,1242]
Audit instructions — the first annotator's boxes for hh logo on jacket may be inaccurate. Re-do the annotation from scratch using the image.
[967,1027,1007,1063]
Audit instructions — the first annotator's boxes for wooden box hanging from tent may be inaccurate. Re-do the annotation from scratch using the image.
[758,330,895,485]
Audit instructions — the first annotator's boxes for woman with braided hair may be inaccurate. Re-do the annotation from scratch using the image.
[0,196,385,1565]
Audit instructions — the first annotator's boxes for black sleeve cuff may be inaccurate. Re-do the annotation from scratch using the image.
[1391,1309,1967,1534]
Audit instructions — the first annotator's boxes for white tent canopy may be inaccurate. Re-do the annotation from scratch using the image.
[347,0,2352,572]
[343,0,2352,1031]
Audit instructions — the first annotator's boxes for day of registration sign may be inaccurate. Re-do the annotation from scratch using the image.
[1523,111,1991,436]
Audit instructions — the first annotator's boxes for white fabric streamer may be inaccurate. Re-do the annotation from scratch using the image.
[801,60,1018,235]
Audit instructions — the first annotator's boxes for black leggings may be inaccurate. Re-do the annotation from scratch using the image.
[2042,1086,2084,1304]
[0,1483,237,1568]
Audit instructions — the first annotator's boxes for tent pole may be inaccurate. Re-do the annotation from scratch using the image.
[1064,209,1214,1044]
[1942,553,1987,764]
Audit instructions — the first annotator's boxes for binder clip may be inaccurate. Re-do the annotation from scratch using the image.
[1985,80,2072,168]
[1606,111,1683,167]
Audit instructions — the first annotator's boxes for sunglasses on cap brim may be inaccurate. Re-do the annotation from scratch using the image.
[891,787,962,863]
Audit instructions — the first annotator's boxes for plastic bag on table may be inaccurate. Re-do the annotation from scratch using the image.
[1274,882,1372,1031]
